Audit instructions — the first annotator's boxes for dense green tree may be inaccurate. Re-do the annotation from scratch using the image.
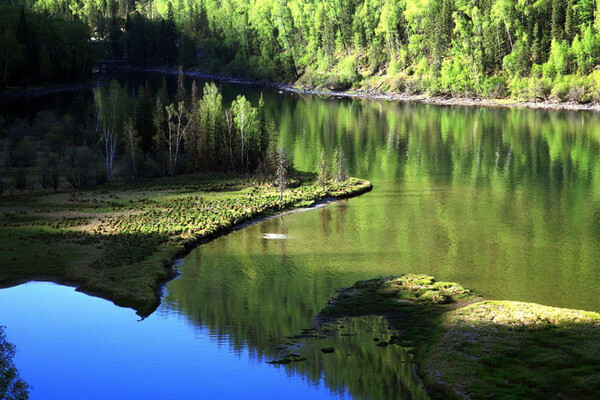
[14,0,600,99]
[134,81,156,153]
[0,4,92,89]
[197,81,223,170]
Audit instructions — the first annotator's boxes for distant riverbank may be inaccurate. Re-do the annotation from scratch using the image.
[0,82,101,99]
[129,66,600,113]
[5,67,599,112]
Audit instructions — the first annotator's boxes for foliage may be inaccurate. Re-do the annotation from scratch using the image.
[0,327,28,400]
[0,4,92,90]
[14,0,600,100]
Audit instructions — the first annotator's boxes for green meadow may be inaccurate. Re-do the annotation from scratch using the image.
[0,173,371,316]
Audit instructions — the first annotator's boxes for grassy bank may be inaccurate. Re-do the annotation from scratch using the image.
[321,275,600,399]
[0,172,371,317]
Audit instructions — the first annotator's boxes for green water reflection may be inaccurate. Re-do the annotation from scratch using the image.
[163,91,600,399]
[6,73,600,398]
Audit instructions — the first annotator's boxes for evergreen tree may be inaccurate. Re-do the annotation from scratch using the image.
[134,82,156,154]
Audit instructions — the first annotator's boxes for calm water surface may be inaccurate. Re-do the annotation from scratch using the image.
[1,73,600,398]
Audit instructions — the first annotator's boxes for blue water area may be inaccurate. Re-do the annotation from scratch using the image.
[0,282,349,400]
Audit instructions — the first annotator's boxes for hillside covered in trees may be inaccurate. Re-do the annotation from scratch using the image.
[0,4,93,89]
[7,0,600,100]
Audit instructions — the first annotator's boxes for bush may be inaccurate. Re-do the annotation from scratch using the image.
[551,80,571,102]
[38,156,60,191]
[323,73,352,91]
[337,55,361,89]
[388,73,409,93]
[11,137,37,167]
[586,71,600,102]
[567,84,587,103]
[508,77,530,99]
[13,168,27,191]
[528,77,552,100]
[64,146,99,188]
[439,58,474,96]
[550,75,589,103]
[481,76,507,98]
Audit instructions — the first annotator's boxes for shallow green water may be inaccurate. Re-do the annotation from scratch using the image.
[1,73,600,398]
[162,79,600,397]
[189,89,600,312]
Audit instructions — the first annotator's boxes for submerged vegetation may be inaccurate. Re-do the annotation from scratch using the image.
[321,275,600,399]
[0,173,371,316]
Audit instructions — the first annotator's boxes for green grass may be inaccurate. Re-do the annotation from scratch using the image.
[320,275,600,399]
[0,172,372,316]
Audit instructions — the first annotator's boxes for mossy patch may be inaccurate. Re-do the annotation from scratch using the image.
[320,275,600,399]
[0,173,371,316]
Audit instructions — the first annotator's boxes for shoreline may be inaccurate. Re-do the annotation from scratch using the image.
[0,81,102,99]
[0,176,372,317]
[5,66,599,112]
[128,66,600,113]
[319,275,600,399]
[147,181,372,317]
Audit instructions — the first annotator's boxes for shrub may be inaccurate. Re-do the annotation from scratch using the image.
[11,137,37,167]
[337,56,361,89]
[64,146,99,188]
[481,76,507,99]
[13,168,27,191]
[586,71,600,102]
[508,77,530,99]
[388,73,410,93]
[551,75,590,103]
[551,80,571,102]
[567,84,587,103]
[528,77,552,100]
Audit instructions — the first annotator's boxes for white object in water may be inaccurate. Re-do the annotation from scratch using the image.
[262,233,289,239]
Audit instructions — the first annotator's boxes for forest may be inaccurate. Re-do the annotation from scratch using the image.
[0,4,93,89]
[0,69,310,192]
[5,0,600,100]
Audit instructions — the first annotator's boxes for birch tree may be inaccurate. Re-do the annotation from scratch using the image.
[198,82,224,169]
[95,81,129,181]
[231,95,258,172]
[166,101,192,176]
[223,109,236,172]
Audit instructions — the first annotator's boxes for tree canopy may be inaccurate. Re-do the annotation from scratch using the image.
[9,0,600,99]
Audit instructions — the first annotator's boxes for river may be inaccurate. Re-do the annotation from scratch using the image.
[1,72,599,399]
